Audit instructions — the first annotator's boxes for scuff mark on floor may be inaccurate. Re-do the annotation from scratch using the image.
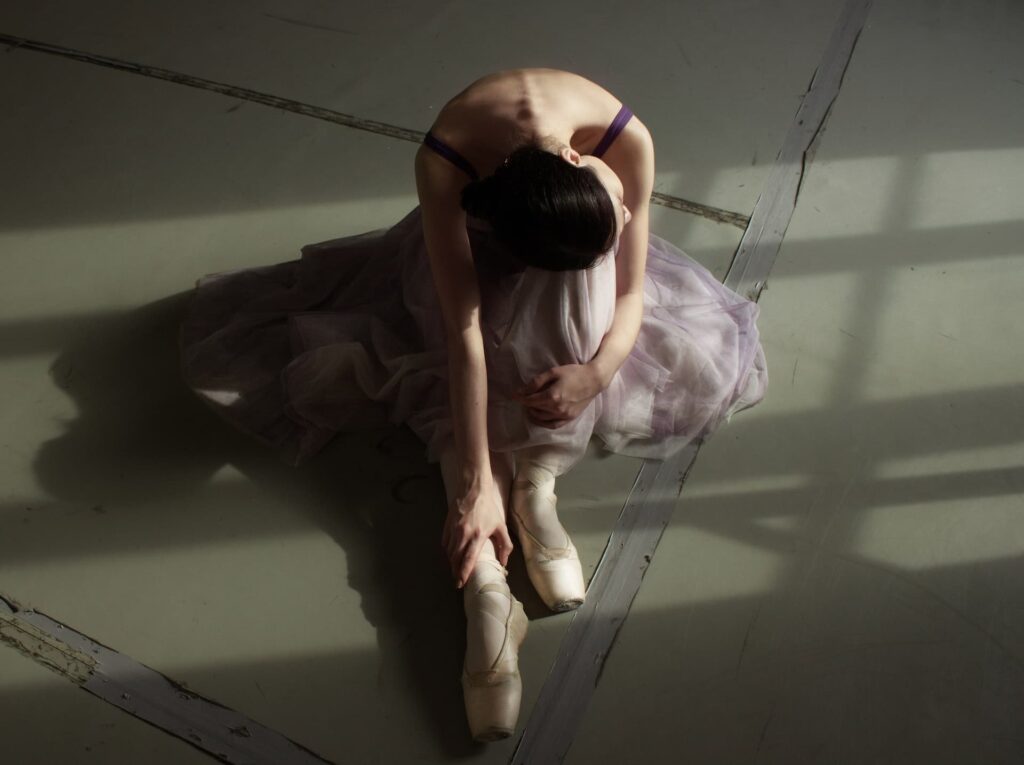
[754,705,776,761]
[675,42,693,68]
[736,603,763,674]
[262,13,359,36]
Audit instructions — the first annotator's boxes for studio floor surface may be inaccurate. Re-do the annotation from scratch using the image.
[1,1,1022,763]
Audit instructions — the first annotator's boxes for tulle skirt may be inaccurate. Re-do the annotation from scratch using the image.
[178,206,767,477]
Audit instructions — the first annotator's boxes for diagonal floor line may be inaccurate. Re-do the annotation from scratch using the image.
[0,592,335,765]
[509,1,875,763]
[0,31,749,230]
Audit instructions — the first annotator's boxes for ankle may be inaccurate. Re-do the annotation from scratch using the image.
[465,556,507,592]
[511,473,568,549]
[514,460,556,491]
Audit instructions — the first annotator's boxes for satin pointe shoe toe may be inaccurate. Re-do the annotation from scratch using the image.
[462,560,530,742]
[511,463,586,612]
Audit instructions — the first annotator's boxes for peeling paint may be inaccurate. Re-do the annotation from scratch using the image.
[0,590,26,613]
[0,596,336,764]
[0,612,97,683]
[650,191,750,229]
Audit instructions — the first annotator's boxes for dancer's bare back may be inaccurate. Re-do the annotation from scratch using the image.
[421,67,636,182]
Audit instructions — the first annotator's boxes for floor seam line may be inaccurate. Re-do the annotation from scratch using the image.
[0,31,749,229]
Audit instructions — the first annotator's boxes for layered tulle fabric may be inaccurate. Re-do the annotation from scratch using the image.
[179,205,767,477]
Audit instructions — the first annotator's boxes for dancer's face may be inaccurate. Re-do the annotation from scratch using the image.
[561,149,632,239]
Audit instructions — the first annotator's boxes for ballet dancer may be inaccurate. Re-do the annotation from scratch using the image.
[419,68,650,742]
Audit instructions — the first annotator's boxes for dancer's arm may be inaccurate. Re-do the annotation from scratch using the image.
[591,121,656,387]
[415,148,493,485]
[416,147,514,586]
[446,331,492,488]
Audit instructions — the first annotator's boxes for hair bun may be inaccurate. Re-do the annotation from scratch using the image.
[460,177,496,219]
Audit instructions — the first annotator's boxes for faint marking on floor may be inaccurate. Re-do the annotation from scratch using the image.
[262,13,359,36]
[0,592,335,765]
[0,31,749,230]
[509,1,875,763]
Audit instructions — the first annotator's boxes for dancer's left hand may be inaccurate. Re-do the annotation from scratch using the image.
[511,363,604,429]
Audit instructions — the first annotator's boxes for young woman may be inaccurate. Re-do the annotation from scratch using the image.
[180,67,767,743]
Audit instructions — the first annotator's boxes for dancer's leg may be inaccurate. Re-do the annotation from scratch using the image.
[510,446,570,548]
[439,446,514,569]
[510,445,586,611]
[439,443,527,742]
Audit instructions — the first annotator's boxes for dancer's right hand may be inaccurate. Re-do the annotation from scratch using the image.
[443,480,514,589]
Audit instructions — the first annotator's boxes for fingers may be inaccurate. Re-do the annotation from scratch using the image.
[448,526,515,586]
[447,520,484,588]
[520,396,566,417]
[520,370,555,397]
[520,390,561,408]
[458,537,484,590]
[495,526,514,568]
[449,531,476,588]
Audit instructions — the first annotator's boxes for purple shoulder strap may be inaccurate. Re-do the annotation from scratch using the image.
[591,104,633,158]
[425,104,632,178]
[423,132,480,181]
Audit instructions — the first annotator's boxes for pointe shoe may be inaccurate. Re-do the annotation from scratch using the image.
[511,465,586,612]
[462,561,529,743]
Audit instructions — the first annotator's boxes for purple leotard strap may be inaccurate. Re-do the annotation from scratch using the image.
[591,104,633,158]
[424,104,631,178]
[423,132,480,181]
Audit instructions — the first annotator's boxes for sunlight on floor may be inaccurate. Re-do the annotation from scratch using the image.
[630,525,785,609]
[848,496,1023,571]
[0,196,416,320]
[875,442,1024,479]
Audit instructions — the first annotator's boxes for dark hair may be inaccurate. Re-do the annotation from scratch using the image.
[459,140,616,271]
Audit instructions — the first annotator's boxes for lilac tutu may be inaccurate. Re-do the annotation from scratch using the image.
[178,205,767,476]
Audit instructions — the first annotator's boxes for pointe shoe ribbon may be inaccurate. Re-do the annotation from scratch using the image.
[511,469,586,612]
[512,512,577,561]
[462,573,529,742]
[463,583,520,687]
